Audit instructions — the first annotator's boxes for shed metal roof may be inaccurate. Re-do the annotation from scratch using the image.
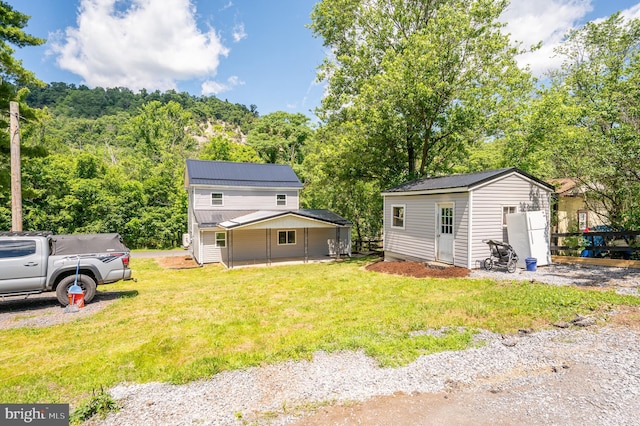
[382,168,554,194]
[186,159,303,188]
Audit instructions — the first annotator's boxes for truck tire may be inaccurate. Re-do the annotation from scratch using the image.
[56,274,97,306]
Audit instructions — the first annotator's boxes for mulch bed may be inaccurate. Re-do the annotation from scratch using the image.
[366,261,470,278]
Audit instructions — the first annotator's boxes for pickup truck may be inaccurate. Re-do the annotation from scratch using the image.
[0,232,132,306]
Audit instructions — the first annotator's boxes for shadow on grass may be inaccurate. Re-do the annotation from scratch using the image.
[0,290,139,313]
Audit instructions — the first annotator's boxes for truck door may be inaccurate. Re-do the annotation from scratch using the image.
[0,239,47,293]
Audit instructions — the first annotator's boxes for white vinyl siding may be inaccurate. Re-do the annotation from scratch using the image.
[202,230,224,263]
[470,174,551,269]
[384,193,469,267]
[193,187,299,210]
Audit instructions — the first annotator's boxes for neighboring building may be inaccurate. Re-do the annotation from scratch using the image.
[185,159,351,267]
[548,178,607,233]
[382,168,554,269]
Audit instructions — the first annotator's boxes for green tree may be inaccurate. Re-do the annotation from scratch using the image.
[311,0,531,178]
[545,13,640,229]
[247,111,313,165]
[306,0,533,241]
[0,2,45,229]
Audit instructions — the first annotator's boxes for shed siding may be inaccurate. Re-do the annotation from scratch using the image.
[470,175,551,269]
[193,187,299,211]
[384,193,469,267]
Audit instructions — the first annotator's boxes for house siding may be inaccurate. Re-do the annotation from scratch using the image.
[202,230,225,264]
[383,193,469,267]
[193,187,299,211]
[470,174,551,269]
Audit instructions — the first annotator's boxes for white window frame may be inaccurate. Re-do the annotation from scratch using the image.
[391,204,406,229]
[277,230,296,245]
[502,205,517,227]
[211,192,223,206]
[214,232,226,247]
[276,194,287,206]
[578,210,588,231]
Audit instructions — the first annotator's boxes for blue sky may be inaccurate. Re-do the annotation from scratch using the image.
[6,0,640,119]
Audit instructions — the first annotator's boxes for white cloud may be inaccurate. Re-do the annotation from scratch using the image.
[620,3,640,21]
[50,0,229,91]
[232,23,247,42]
[201,75,244,95]
[501,0,593,76]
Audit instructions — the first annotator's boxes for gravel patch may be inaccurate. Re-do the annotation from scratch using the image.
[470,263,640,296]
[96,325,640,426]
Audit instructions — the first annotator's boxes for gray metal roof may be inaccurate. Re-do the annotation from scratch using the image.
[186,159,303,188]
[382,168,554,194]
[193,210,257,228]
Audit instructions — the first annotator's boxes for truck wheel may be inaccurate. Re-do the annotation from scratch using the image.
[56,274,97,306]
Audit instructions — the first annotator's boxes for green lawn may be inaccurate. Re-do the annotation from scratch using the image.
[1,256,637,408]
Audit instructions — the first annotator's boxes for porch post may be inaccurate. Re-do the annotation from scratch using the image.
[228,230,233,269]
[335,227,340,259]
[266,229,272,266]
[304,228,308,263]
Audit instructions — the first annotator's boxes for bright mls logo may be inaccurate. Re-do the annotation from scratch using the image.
[1,404,68,425]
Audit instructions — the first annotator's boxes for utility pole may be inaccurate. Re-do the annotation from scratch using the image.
[10,101,22,232]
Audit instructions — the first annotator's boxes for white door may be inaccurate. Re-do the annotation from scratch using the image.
[437,203,454,264]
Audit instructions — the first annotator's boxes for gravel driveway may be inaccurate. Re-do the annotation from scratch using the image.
[92,263,640,426]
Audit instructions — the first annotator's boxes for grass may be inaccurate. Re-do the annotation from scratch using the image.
[1,256,638,409]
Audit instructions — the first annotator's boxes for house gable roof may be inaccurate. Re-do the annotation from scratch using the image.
[382,168,554,195]
[185,159,303,188]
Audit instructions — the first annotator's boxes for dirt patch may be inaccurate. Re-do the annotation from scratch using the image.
[157,255,200,269]
[365,260,470,278]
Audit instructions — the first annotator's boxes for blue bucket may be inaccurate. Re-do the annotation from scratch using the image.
[525,257,537,272]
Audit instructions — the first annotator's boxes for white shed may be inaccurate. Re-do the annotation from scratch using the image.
[381,168,554,269]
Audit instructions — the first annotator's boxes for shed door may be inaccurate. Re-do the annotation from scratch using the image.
[437,203,454,264]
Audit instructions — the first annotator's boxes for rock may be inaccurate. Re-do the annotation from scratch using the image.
[573,318,597,327]
[571,315,597,327]
[553,321,570,328]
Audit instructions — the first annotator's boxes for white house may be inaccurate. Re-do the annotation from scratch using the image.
[381,168,554,269]
[185,159,351,267]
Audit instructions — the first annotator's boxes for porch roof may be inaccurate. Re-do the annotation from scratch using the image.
[217,209,352,230]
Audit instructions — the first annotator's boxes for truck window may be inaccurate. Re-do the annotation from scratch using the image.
[0,240,37,258]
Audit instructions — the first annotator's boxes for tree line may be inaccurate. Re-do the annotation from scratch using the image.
[1,0,639,248]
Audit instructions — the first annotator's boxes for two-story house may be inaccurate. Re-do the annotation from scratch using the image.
[185,159,352,267]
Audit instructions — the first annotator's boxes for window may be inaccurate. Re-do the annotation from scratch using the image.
[0,240,36,259]
[502,206,517,227]
[392,205,405,228]
[578,210,588,231]
[440,206,454,235]
[276,194,287,206]
[211,192,223,206]
[278,230,296,245]
[215,232,226,247]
